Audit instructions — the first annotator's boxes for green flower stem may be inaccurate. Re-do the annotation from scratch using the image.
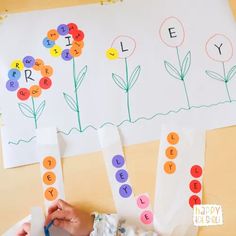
[125,57,131,122]
[73,57,82,132]
[31,97,37,129]
[222,62,232,102]
[176,47,190,109]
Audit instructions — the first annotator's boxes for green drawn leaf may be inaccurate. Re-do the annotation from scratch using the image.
[112,73,127,90]
[129,65,141,90]
[181,51,191,77]
[164,61,181,80]
[227,65,236,82]
[18,103,34,118]
[36,100,46,121]
[75,65,87,91]
[63,93,77,112]
[205,70,225,82]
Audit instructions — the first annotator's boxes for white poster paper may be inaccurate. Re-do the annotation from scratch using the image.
[0,0,236,167]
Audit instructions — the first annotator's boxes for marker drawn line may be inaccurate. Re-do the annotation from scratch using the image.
[8,99,236,145]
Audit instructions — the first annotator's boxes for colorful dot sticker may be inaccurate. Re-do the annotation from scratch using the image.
[191,165,202,178]
[33,59,44,71]
[50,45,62,57]
[167,132,179,145]
[119,184,132,198]
[17,88,30,100]
[137,195,150,209]
[47,29,59,41]
[165,146,178,159]
[8,69,21,80]
[11,60,24,71]
[140,210,153,225]
[43,171,56,185]
[6,80,19,91]
[164,161,176,174]
[30,85,42,98]
[44,187,58,201]
[39,77,52,90]
[112,155,125,168]
[189,180,201,193]
[23,56,35,68]
[115,169,128,183]
[57,24,69,36]
[106,48,119,60]
[43,37,55,48]
[189,195,201,208]
[43,156,56,169]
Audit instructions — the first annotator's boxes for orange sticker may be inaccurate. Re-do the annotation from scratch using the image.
[164,161,176,174]
[43,156,56,169]
[44,187,58,201]
[69,46,82,57]
[165,146,178,159]
[167,132,179,145]
[29,85,42,98]
[47,29,59,41]
[72,40,84,49]
[43,171,56,185]
[33,59,44,71]
[41,65,53,77]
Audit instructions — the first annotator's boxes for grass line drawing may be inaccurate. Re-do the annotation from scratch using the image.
[205,34,236,102]
[107,35,141,122]
[9,99,236,145]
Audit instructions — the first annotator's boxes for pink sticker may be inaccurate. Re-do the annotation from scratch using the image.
[140,210,153,225]
[137,195,150,209]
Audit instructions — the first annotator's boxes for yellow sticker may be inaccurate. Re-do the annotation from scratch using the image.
[106,48,119,60]
[50,45,62,57]
[11,60,24,71]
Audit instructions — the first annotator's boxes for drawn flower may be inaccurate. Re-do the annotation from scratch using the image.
[106,35,141,122]
[43,23,87,132]
[159,16,185,48]
[205,34,235,102]
[6,56,53,128]
[159,17,191,109]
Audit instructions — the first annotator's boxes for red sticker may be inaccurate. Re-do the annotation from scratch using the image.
[68,23,78,34]
[17,88,30,101]
[189,180,201,193]
[190,165,202,178]
[39,77,52,89]
[72,30,84,42]
[140,210,153,225]
[189,195,201,208]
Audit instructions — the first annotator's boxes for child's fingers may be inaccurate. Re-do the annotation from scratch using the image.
[45,209,72,226]
[53,219,73,234]
[48,199,72,215]
[17,222,30,235]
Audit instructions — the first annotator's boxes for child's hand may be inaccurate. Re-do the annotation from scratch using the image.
[45,199,94,236]
[17,222,30,236]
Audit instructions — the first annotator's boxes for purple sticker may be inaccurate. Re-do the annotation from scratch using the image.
[57,24,69,36]
[119,184,132,198]
[8,69,21,80]
[6,80,19,91]
[61,49,73,61]
[23,56,35,68]
[43,37,55,48]
[112,155,125,168]
[115,169,128,183]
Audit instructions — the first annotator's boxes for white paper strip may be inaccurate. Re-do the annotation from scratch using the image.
[154,126,205,236]
[2,215,31,236]
[36,127,65,210]
[30,207,45,236]
[98,126,140,226]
